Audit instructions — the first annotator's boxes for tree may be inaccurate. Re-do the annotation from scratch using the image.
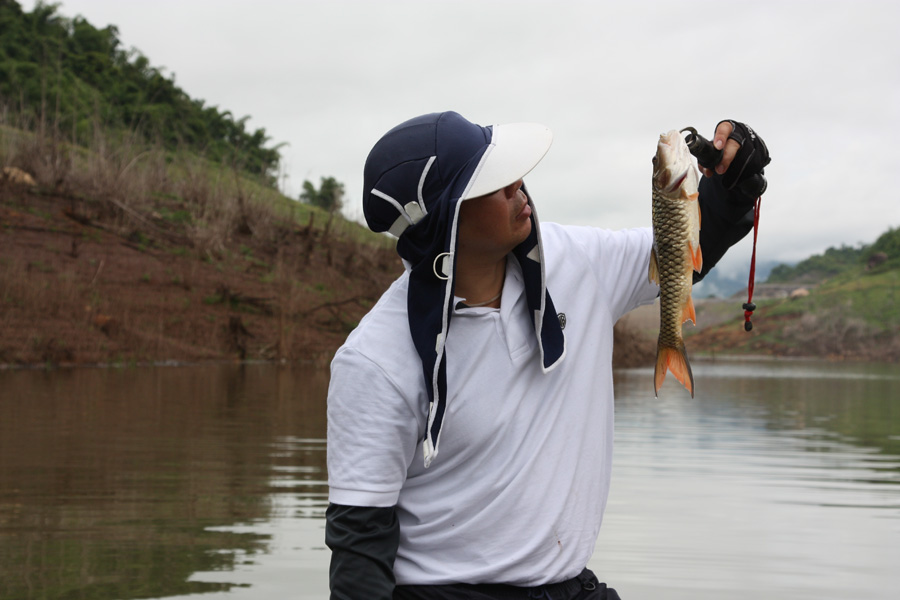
[300,176,344,213]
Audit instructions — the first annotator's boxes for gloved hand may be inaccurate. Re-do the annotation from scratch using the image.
[698,120,771,197]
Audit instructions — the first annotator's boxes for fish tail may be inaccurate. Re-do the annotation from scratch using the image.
[654,342,695,398]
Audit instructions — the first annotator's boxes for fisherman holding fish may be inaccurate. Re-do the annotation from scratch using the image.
[326,112,770,599]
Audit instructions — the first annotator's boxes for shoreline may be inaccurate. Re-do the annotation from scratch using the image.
[2,186,895,370]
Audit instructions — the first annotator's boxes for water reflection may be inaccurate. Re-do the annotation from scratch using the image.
[0,359,898,599]
[0,364,331,599]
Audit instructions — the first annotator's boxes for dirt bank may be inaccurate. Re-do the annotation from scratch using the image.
[0,183,401,367]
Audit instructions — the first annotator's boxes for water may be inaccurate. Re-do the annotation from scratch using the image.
[602,360,900,599]
[0,359,898,599]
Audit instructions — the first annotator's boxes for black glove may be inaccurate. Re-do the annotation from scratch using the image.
[718,120,771,197]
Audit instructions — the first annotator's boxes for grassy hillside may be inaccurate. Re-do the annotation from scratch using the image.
[687,229,900,362]
[0,1,405,368]
[0,120,399,367]
[758,264,899,355]
[0,0,280,181]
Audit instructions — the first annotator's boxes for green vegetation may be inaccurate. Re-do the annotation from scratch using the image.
[767,227,900,283]
[0,0,280,181]
[866,226,900,269]
[0,1,401,368]
[0,1,394,252]
[300,176,345,213]
[767,244,865,283]
[766,268,899,331]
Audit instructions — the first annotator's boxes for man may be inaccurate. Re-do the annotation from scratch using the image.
[326,112,770,599]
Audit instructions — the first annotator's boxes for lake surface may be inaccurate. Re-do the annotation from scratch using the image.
[1,359,898,599]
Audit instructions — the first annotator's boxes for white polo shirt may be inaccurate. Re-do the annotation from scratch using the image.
[327,223,658,586]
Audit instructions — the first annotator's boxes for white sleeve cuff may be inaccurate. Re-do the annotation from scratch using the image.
[328,486,401,508]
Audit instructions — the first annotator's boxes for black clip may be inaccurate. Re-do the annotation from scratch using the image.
[681,127,722,171]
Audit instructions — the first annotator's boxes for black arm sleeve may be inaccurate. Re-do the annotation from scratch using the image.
[693,173,758,283]
[325,503,400,600]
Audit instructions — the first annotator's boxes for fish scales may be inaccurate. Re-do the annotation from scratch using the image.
[654,191,693,347]
[649,130,703,397]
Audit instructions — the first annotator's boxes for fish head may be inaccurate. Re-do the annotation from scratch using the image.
[652,130,698,195]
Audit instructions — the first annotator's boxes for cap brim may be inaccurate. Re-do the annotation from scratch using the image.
[462,122,552,200]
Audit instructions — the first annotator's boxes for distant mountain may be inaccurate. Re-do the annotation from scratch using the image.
[693,260,781,298]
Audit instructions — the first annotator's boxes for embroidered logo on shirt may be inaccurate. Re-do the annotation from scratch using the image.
[558,313,567,330]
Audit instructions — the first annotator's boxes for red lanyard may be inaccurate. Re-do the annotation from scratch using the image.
[742,197,761,332]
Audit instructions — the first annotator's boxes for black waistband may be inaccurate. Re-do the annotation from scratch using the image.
[394,567,601,600]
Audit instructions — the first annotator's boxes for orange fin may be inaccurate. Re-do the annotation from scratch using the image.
[682,294,697,326]
[648,248,660,285]
[690,242,703,273]
[654,343,695,398]
[689,192,702,273]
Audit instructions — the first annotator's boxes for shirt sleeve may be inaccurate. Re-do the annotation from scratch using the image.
[548,224,659,321]
[327,347,423,507]
[326,503,399,600]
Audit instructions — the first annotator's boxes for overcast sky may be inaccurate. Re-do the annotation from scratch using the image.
[37,0,900,275]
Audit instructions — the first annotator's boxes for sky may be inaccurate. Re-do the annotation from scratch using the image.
[33,0,900,276]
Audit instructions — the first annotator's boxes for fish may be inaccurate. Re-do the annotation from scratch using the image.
[649,129,702,397]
